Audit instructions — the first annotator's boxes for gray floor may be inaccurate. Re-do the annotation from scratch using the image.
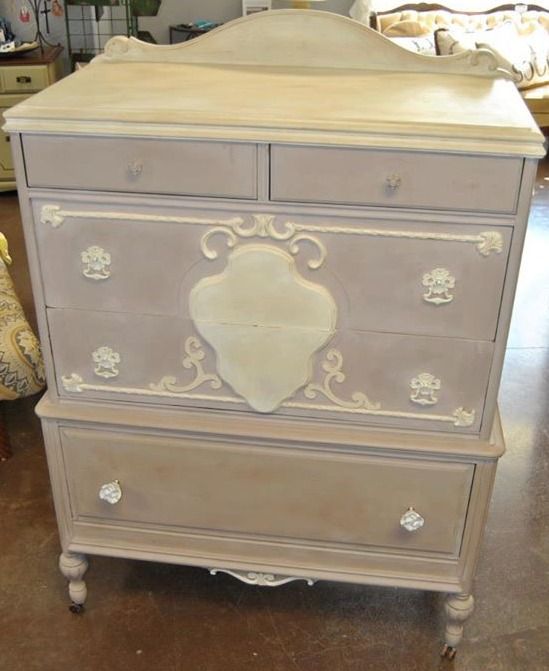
[0,159,548,671]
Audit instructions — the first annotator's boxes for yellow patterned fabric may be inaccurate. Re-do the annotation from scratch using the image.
[0,259,45,400]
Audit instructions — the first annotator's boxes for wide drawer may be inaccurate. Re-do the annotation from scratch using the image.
[33,199,511,341]
[48,308,492,434]
[1,66,49,93]
[22,135,258,199]
[60,425,474,556]
[271,145,523,214]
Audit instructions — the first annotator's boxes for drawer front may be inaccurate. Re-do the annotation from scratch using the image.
[23,135,258,199]
[60,425,474,556]
[271,145,522,214]
[33,199,510,341]
[48,308,492,433]
[1,66,49,93]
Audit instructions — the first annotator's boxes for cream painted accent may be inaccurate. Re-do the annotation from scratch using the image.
[40,204,244,230]
[94,12,509,80]
[209,568,315,587]
[189,244,337,413]
[40,205,504,258]
[422,268,455,305]
[453,408,476,428]
[410,373,441,406]
[303,349,380,411]
[92,346,121,379]
[81,246,111,281]
[40,204,65,228]
[477,231,504,257]
[5,15,544,158]
[62,373,85,393]
[150,337,222,395]
[400,507,426,532]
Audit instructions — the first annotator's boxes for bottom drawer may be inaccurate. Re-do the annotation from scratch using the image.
[60,426,473,557]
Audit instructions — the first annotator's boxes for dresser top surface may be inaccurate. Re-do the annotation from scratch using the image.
[4,10,545,157]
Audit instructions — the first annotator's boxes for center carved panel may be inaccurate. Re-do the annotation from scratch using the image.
[189,243,337,412]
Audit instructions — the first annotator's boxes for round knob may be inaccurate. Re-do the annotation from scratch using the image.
[99,480,122,505]
[127,160,143,177]
[400,507,425,532]
[386,173,402,191]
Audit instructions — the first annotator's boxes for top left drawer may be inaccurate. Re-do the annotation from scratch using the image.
[22,135,258,199]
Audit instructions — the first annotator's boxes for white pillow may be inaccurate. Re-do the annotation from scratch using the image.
[435,22,549,89]
[390,35,437,55]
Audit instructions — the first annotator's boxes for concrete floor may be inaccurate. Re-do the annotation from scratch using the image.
[0,159,548,671]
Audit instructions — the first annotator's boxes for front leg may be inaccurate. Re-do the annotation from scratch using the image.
[441,592,474,659]
[59,552,89,613]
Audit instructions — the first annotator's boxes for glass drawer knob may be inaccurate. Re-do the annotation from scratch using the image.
[128,160,143,177]
[99,480,122,505]
[400,507,425,532]
[386,173,402,190]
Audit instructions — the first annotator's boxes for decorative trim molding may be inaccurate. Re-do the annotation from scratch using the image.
[150,337,222,395]
[61,341,476,429]
[92,346,120,379]
[81,245,111,280]
[209,568,315,587]
[93,11,512,80]
[303,349,380,411]
[410,372,441,406]
[422,268,455,305]
[40,204,244,230]
[41,205,503,259]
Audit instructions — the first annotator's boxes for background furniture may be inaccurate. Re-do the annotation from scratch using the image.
[369,3,549,130]
[5,10,545,657]
[0,45,63,191]
[0,233,45,460]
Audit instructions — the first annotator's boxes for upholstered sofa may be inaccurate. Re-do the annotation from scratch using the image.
[369,4,549,129]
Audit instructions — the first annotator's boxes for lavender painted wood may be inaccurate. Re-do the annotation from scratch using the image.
[46,308,492,434]
[33,198,510,342]
[271,145,523,214]
[60,425,473,556]
[23,135,258,199]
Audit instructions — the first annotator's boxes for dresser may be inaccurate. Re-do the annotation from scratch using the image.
[0,45,63,191]
[4,11,545,658]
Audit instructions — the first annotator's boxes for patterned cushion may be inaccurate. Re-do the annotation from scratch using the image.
[389,34,437,55]
[435,22,549,90]
[0,255,45,401]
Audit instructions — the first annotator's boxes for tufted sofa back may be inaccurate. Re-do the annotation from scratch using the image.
[375,8,549,34]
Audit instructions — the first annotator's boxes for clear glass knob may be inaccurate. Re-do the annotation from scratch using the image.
[127,160,143,177]
[99,480,122,505]
[400,507,425,532]
[386,173,402,191]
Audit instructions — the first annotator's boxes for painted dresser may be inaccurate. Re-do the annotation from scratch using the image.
[4,10,545,658]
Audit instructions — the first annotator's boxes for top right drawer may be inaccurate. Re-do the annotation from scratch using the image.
[270,145,523,214]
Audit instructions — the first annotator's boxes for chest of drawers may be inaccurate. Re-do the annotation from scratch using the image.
[0,45,63,191]
[4,10,545,658]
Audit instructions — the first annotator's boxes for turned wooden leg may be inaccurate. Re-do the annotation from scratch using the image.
[441,593,474,659]
[59,552,89,613]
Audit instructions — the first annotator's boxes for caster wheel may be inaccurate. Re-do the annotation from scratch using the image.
[69,602,84,614]
[441,644,456,660]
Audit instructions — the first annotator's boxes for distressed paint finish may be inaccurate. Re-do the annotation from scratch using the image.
[5,9,544,657]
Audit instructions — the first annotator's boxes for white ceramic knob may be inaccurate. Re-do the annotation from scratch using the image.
[127,160,143,177]
[400,507,425,532]
[386,173,402,190]
[99,480,122,505]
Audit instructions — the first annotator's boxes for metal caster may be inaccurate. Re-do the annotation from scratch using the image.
[441,644,457,660]
[69,602,85,614]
